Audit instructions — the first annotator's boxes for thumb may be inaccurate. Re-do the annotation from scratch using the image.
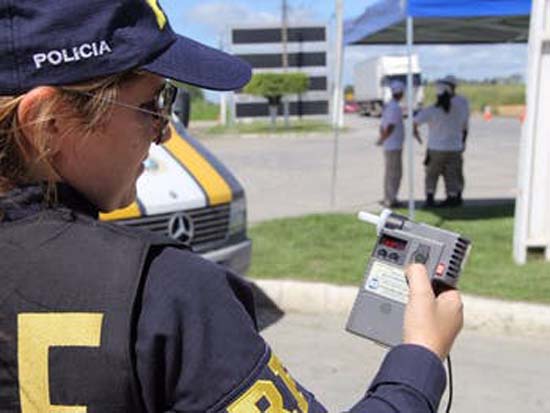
[405,264,434,299]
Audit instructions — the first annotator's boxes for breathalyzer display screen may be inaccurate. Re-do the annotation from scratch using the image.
[380,235,408,251]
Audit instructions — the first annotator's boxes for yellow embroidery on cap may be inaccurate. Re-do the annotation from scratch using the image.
[145,0,167,29]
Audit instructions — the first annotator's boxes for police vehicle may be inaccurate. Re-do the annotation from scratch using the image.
[100,91,251,274]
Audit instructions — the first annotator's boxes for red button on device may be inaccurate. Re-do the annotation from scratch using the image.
[436,263,445,276]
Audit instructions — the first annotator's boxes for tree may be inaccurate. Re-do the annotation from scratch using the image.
[344,84,354,95]
[243,72,309,127]
[344,84,355,102]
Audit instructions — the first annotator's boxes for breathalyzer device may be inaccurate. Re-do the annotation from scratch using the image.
[346,209,471,347]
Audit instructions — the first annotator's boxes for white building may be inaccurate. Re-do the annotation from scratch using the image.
[229,24,330,121]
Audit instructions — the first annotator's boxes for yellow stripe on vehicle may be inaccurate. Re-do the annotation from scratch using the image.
[164,127,232,205]
[100,202,142,221]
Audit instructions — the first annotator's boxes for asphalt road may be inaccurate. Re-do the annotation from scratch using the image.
[194,114,521,222]
[261,312,550,413]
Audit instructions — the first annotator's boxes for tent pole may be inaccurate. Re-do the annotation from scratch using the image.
[513,0,549,263]
[406,16,415,219]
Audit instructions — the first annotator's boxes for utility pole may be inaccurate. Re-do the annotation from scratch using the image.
[225,25,235,127]
[330,0,344,207]
[282,0,290,127]
[218,33,227,126]
[331,0,344,128]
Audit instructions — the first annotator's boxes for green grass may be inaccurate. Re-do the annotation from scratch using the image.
[207,119,334,135]
[190,99,220,121]
[424,83,525,112]
[248,205,550,304]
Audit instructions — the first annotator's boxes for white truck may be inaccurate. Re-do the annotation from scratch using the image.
[353,55,424,117]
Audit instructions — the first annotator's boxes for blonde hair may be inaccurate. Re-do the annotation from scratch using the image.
[0,72,137,195]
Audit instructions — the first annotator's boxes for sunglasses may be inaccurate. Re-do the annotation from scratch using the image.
[63,81,178,145]
[136,82,177,144]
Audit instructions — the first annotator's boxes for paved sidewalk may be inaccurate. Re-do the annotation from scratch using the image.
[254,279,550,336]
[261,312,550,413]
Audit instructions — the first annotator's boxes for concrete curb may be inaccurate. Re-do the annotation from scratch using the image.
[253,279,550,337]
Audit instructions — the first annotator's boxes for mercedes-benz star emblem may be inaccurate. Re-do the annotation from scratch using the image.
[168,212,194,245]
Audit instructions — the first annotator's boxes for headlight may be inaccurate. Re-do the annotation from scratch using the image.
[228,197,247,236]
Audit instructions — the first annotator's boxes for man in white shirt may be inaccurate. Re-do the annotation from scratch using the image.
[442,75,470,204]
[414,80,468,207]
[376,81,406,208]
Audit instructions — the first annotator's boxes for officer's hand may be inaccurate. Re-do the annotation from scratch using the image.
[403,264,463,360]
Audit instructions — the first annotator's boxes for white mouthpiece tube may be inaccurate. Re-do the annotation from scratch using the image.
[358,211,380,226]
[358,209,393,235]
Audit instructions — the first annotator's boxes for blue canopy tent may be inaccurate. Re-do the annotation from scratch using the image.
[340,0,531,219]
[345,0,531,45]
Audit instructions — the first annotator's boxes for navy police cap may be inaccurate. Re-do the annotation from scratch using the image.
[0,0,251,94]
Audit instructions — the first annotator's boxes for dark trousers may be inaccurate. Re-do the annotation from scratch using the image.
[425,150,461,197]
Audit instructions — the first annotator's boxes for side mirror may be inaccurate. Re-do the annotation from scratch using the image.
[172,88,191,128]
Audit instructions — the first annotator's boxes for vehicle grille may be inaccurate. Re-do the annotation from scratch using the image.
[115,204,230,252]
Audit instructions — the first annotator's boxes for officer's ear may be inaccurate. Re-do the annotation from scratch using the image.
[18,87,58,153]
[16,86,80,181]
[17,86,79,160]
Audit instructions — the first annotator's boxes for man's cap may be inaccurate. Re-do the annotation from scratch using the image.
[441,75,458,87]
[435,81,452,95]
[390,80,405,94]
[0,0,252,95]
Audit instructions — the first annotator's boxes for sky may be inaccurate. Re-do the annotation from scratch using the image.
[159,0,527,94]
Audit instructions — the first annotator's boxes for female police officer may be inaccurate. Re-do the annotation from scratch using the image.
[0,1,463,412]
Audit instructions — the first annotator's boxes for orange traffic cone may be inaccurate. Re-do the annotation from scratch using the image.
[483,106,493,122]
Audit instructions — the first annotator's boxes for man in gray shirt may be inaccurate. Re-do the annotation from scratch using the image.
[377,81,406,208]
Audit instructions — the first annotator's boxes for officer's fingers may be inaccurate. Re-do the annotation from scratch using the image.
[405,264,435,299]
[436,290,464,323]
[436,289,462,309]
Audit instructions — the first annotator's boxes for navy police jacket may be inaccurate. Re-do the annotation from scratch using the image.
[0,184,446,412]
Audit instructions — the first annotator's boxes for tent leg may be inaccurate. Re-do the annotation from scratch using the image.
[406,17,415,220]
